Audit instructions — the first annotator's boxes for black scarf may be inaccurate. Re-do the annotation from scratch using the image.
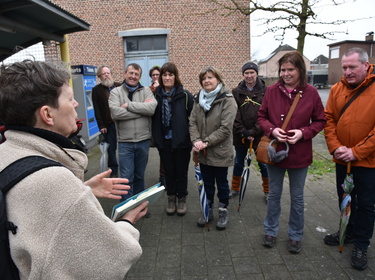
[6,125,74,149]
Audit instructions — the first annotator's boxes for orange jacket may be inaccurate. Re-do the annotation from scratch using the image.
[325,64,375,167]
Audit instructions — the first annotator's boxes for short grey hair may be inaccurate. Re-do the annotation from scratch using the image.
[343,48,369,64]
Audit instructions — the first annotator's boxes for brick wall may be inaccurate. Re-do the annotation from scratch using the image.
[50,0,250,93]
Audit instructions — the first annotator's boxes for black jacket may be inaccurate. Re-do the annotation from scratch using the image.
[92,82,121,129]
[152,85,193,149]
[232,78,266,148]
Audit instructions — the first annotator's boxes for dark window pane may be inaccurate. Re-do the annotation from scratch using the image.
[126,38,138,51]
[125,35,167,52]
[139,37,153,51]
[153,36,166,50]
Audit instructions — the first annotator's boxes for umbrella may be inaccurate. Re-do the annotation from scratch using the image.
[339,161,354,253]
[193,151,210,231]
[98,134,110,173]
[238,141,253,212]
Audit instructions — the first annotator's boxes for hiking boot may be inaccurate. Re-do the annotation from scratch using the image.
[229,189,239,198]
[351,246,367,270]
[166,195,176,215]
[197,208,214,227]
[176,196,187,216]
[262,235,276,248]
[324,231,353,246]
[216,207,228,230]
[287,239,302,254]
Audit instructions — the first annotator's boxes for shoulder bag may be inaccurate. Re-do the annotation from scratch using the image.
[256,91,301,165]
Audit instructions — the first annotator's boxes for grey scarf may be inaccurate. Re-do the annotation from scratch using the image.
[199,83,222,112]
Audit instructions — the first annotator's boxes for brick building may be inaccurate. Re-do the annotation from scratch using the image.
[49,0,250,93]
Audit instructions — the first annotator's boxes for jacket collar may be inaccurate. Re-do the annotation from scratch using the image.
[6,125,74,148]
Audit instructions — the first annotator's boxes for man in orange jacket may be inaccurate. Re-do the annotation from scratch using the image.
[324,47,375,271]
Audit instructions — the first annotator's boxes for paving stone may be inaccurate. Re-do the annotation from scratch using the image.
[83,134,374,279]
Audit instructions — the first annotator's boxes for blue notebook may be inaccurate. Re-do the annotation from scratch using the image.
[111,182,165,221]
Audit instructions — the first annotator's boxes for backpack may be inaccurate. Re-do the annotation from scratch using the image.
[0,156,63,280]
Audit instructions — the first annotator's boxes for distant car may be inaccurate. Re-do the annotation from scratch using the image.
[314,83,324,89]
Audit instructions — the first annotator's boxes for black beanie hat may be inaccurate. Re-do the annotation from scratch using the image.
[242,62,258,74]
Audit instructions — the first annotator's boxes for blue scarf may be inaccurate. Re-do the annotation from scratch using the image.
[199,83,222,112]
[124,82,140,101]
[161,87,176,139]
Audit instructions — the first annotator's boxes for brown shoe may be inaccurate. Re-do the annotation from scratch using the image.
[166,195,176,215]
[177,196,187,216]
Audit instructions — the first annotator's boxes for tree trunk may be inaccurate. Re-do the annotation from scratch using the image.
[296,0,309,54]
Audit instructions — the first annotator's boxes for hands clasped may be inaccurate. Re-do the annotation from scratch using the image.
[193,140,208,153]
[272,128,303,144]
[334,146,357,162]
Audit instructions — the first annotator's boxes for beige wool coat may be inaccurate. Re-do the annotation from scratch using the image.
[0,130,142,280]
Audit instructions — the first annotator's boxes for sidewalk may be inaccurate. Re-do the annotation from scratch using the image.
[85,133,374,280]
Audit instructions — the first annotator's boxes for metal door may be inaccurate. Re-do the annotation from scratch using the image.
[126,55,168,86]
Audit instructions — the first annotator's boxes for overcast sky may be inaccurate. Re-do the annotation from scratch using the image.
[250,0,375,61]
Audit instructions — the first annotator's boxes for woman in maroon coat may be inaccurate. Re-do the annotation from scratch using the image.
[258,51,326,254]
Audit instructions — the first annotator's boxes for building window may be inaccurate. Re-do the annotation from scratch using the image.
[125,36,167,52]
[330,47,340,59]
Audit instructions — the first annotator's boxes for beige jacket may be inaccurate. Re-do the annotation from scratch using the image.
[109,84,157,143]
[0,130,142,280]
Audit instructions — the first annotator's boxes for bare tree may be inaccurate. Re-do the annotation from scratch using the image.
[205,0,371,54]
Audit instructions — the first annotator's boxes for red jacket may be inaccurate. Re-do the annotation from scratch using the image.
[325,64,375,167]
[258,82,326,168]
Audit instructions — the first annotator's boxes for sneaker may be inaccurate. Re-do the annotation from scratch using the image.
[197,208,214,227]
[229,189,239,198]
[351,246,367,270]
[324,231,353,246]
[176,196,187,216]
[216,207,228,230]
[262,235,276,248]
[166,195,176,215]
[287,239,302,254]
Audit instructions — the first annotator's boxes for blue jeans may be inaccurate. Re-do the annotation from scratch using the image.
[200,164,230,208]
[233,146,268,177]
[336,163,375,250]
[118,140,150,201]
[103,122,118,175]
[264,165,308,241]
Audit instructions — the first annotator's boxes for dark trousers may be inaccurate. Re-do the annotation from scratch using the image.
[336,163,375,250]
[158,140,191,198]
[233,146,268,177]
[104,122,118,175]
[200,164,230,208]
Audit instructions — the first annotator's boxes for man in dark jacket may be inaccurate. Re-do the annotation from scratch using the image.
[92,66,121,177]
[230,62,269,201]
